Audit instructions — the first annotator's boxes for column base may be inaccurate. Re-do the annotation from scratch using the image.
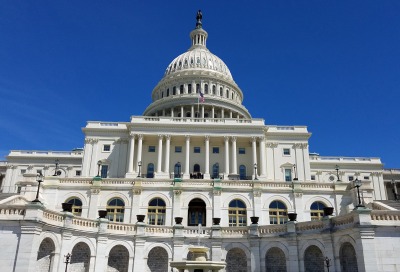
[125,172,137,178]
[154,172,170,179]
[203,173,211,179]
[183,173,190,179]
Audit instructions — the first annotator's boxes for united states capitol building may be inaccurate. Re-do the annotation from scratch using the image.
[1,11,400,272]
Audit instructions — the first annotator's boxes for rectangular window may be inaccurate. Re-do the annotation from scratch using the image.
[311,175,316,181]
[213,147,219,154]
[76,170,81,176]
[101,165,108,178]
[238,148,245,154]
[194,147,201,153]
[175,146,182,153]
[283,148,291,156]
[364,176,370,180]
[148,146,156,152]
[348,176,354,182]
[103,144,111,152]
[285,169,292,182]
[20,169,26,174]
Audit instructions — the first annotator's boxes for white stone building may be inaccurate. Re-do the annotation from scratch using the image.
[0,11,400,272]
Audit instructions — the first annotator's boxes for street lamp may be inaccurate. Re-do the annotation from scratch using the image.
[354,178,365,208]
[32,173,44,203]
[137,161,142,178]
[254,163,258,180]
[335,164,341,182]
[293,164,298,181]
[52,159,60,176]
[96,160,102,177]
[325,257,331,272]
[64,253,71,272]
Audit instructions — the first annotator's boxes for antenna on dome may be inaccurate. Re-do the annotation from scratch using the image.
[196,10,203,29]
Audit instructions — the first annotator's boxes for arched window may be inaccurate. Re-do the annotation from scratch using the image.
[226,90,229,98]
[266,247,286,272]
[174,162,182,178]
[66,197,83,216]
[220,87,223,96]
[180,85,183,94]
[193,164,200,173]
[340,242,358,272]
[239,165,246,180]
[148,198,166,225]
[107,245,129,272]
[70,242,90,272]
[35,238,55,272]
[188,84,192,94]
[228,199,247,226]
[188,198,206,226]
[196,84,200,93]
[147,247,168,272]
[310,201,326,221]
[304,245,324,272]
[186,112,191,117]
[269,201,287,224]
[212,85,216,95]
[106,198,125,222]
[204,84,208,94]
[204,112,209,118]
[166,89,169,97]
[195,111,200,118]
[226,248,247,272]
[147,163,154,178]
[161,92,164,98]
[172,86,176,95]
[212,163,220,179]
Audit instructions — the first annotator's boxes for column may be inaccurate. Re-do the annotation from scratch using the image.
[127,134,135,173]
[211,106,215,118]
[136,135,143,172]
[221,109,224,118]
[171,108,174,118]
[231,137,237,174]
[224,137,230,176]
[164,135,171,174]
[293,143,304,181]
[266,143,277,180]
[82,138,93,177]
[181,106,184,118]
[157,135,163,173]
[204,136,210,179]
[184,136,190,179]
[201,105,205,118]
[191,105,194,118]
[230,110,233,118]
[259,136,267,177]
[252,137,257,177]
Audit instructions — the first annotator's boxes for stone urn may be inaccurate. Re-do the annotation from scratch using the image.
[174,217,183,224]
[212,217,221,225]
[250,216,259,224]
[61,202,73,212]
[98,210,108,218]
[323,207,334,216]
[288,213,297,222]
[137,214,145,223]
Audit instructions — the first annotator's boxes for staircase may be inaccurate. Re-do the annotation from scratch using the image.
[379,200,400,210]
[0,193,17,202]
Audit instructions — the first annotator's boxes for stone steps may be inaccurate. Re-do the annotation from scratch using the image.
[380,200,400,210]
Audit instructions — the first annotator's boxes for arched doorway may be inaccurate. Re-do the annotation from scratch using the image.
[147,247,169,272]
[70,242,90,272]
[188,198,206,226]
[174,162,182,178]
[212,163,219,179]
[147,163,154,178]
[107,245,129,272]
[35,238,55,272]
[226,248,247,272]
[239,165,246,180]
[266,247,286,272]
[340,242,358,272]
[304,245,324,272]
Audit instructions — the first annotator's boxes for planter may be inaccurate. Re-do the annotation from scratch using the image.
[98,210,108,219]
[250,216,259,224]
[61,203,73,212]
[137,214,145,223]
[212,217,221,225]
[323,207,334,216]
[174,217,183,224]
[288,213,297,222]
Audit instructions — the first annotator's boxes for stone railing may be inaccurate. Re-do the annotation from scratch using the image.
[183,227,211,237]
[0,206,26,219]
[259,224,287,235]
[371,210,400,225]
[331,213,354,228]
[296,220,325,232]
[221,227,248,237]
[145,226,173,236]
[300,183,334,190]
[72,218,99,230]
[59,178,92,184]
[43,210,64,226]
[107,222,135,233]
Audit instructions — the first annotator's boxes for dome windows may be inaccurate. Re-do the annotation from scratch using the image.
[180,85,183,94]
[204,84,208,94]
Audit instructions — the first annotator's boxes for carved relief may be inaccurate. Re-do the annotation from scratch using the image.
[91,188,100,195]
[174,190,182,195]
[294,192,303,198]
[133,189,142,195]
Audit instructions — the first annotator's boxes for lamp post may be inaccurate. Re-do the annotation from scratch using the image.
[325,257,331,272]
[254,163,258,180]
[354,178,365,208]
[96,160,102,177]
[137,161,142,178]
[32,173,44,203]
[335,164,341,182]
[64,253,71,272]
[293,164,298,181]
[52,159,60,176]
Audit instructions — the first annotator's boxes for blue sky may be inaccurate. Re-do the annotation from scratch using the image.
[0,1,399,168]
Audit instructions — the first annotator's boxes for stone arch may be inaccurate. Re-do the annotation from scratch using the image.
[147,246,169,272]
[265,247,287,272]
[35,237,55,272]
[107,245,129,272]
[105,241,134,258]
[182,193,211,207]
[261,241,289,261]
[141,192,171,207]
[303,245,324,272]
[264,195,293,211]
[70,242,91,272]
[71,237,96,256]
[304,196,333,211]
[62,192,89,206]
[100,192,130,208]
[225,247,248,272]
[38,232,61,253]
[299,239,325,257]
[340,242,358,272]
[223,194,252,209]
